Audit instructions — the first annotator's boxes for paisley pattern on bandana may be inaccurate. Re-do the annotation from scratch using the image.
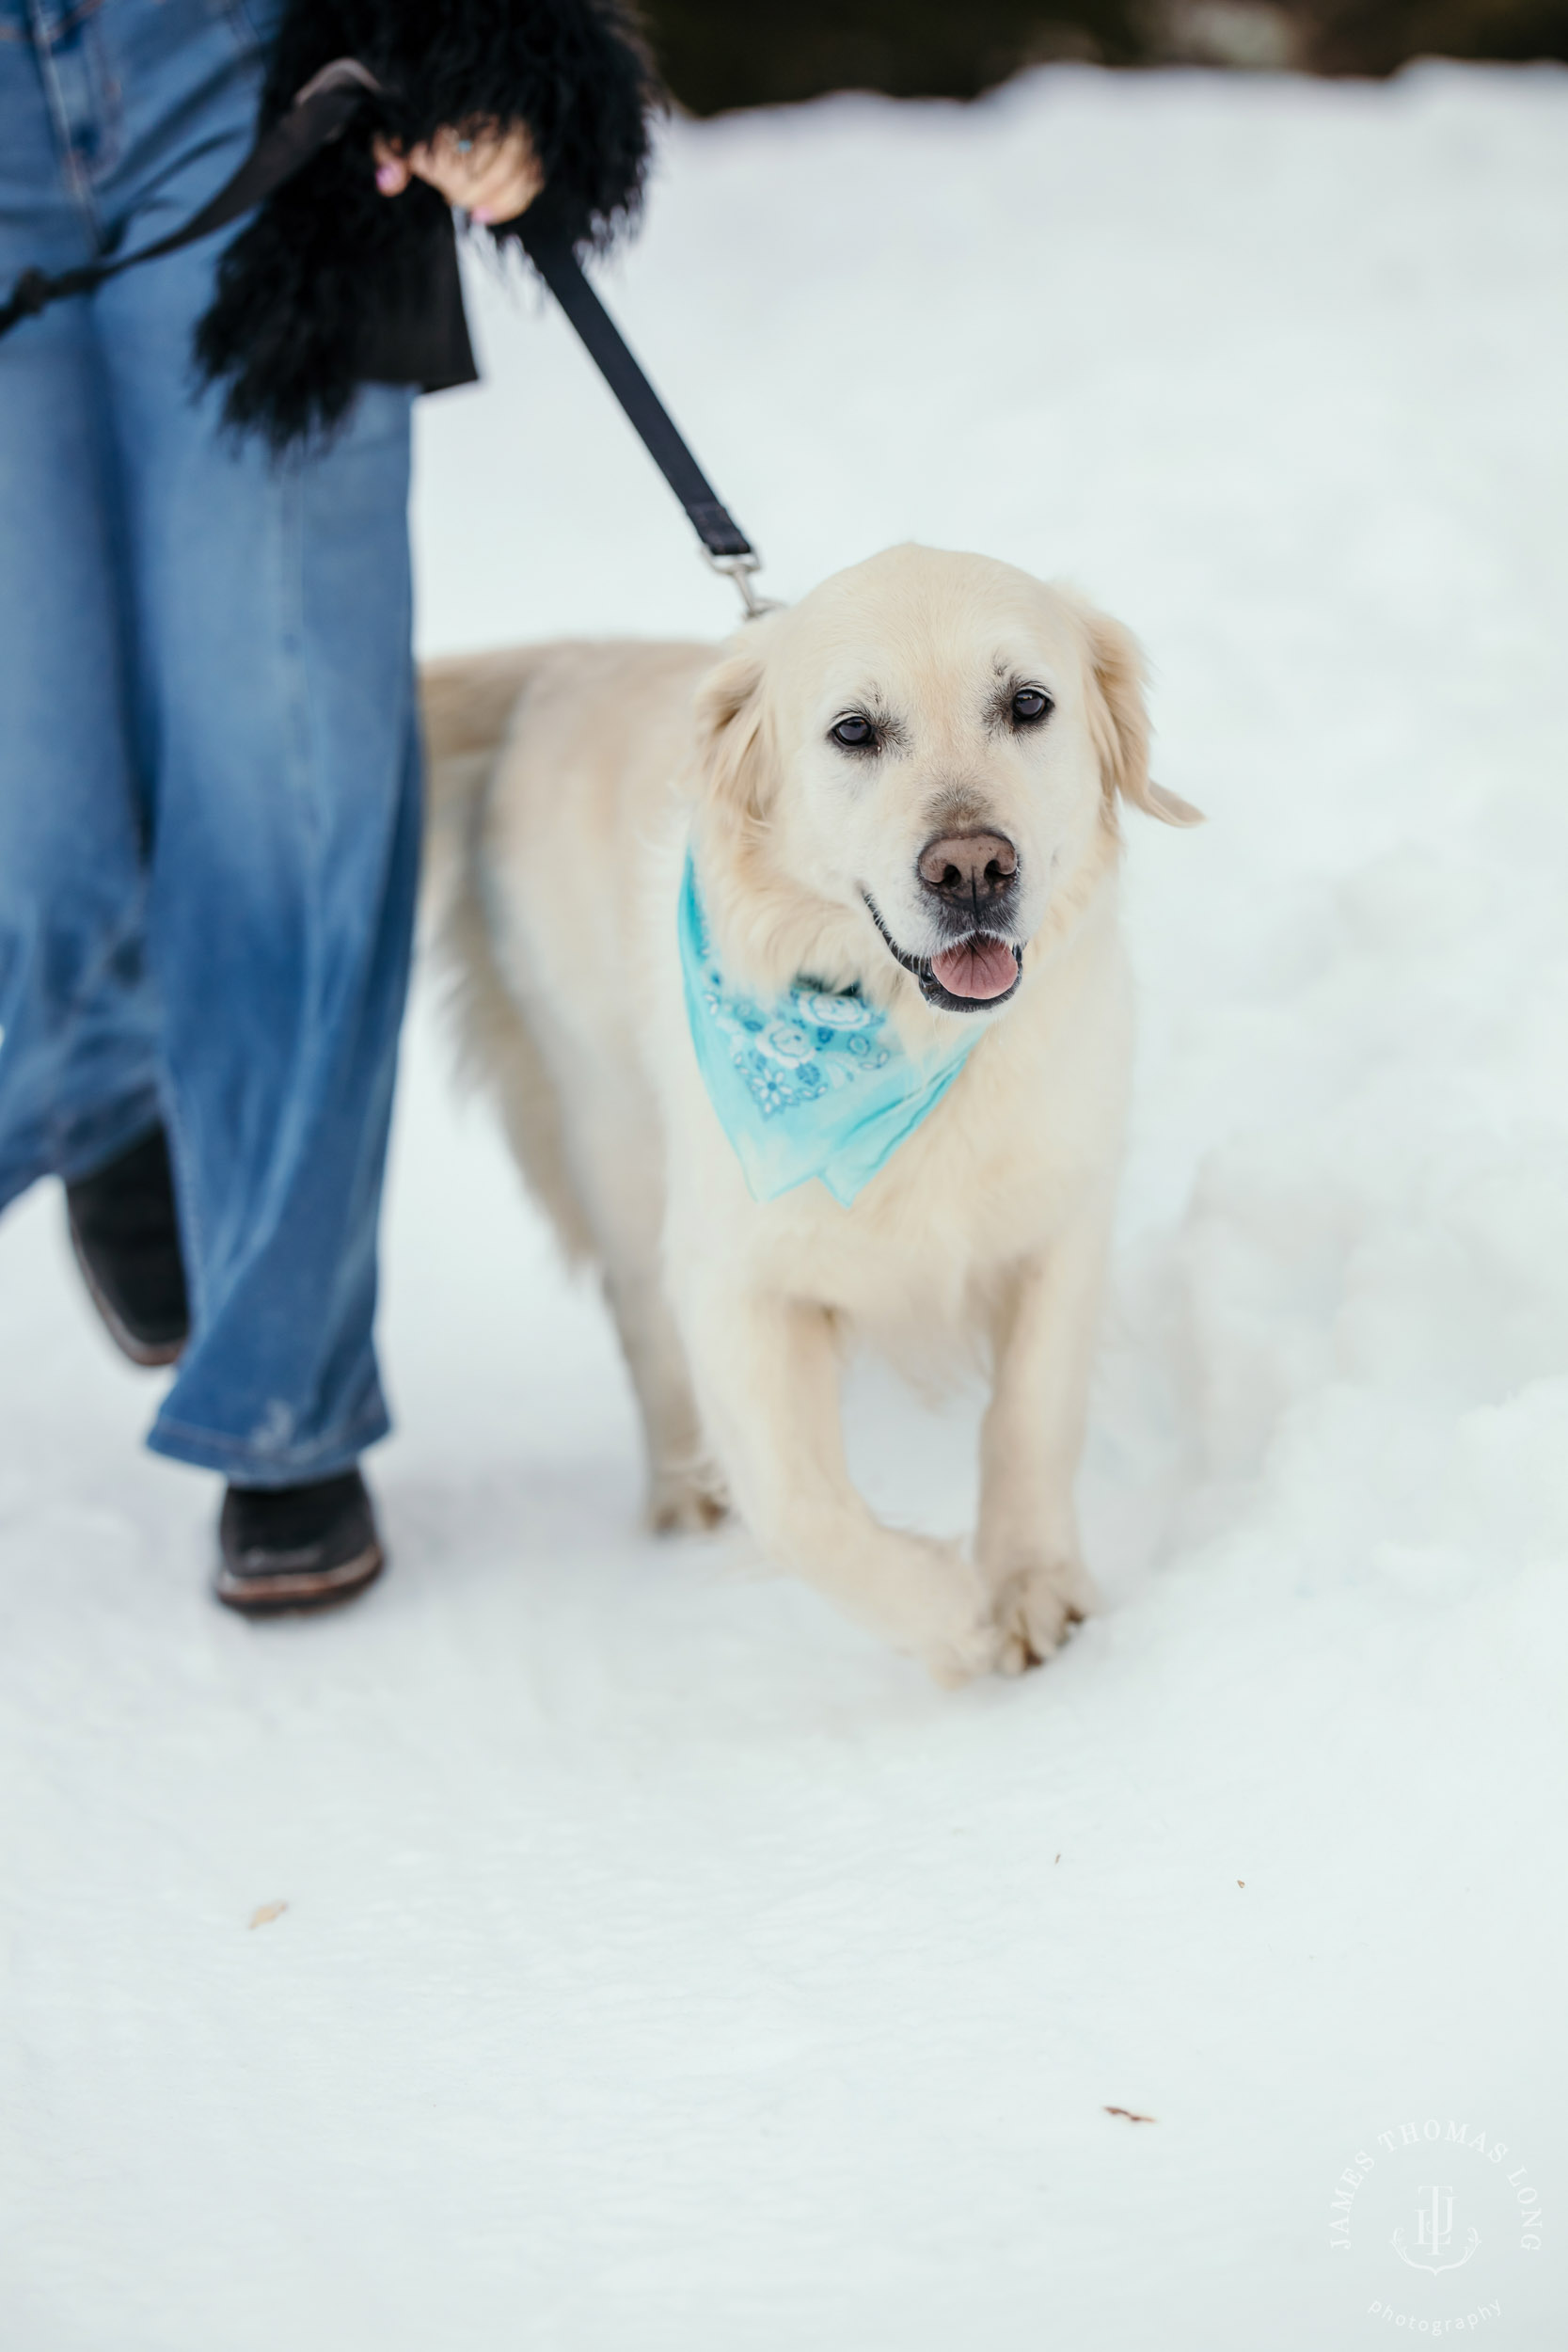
[678,855,977,1205]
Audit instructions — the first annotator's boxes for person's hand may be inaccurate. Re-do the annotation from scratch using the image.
[373,122,545,225]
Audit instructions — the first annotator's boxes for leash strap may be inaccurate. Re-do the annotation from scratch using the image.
[518,210,774,612]
[0,60,774,614]
[0,63,377,339]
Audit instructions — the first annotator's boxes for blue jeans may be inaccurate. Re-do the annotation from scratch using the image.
[0,0,420,1485]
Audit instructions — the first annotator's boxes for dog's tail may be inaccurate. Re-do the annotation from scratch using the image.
[420,645,547,777]
[419,648,595,1263]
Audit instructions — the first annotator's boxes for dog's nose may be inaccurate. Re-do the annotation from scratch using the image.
[917,830,1019,909]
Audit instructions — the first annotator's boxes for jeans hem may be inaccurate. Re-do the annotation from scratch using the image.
[146,1404,390,1486]
[0,1089,166,1216]
[59,1100,166,1187]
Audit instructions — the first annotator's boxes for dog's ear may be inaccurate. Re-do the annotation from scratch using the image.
[1080,605,1204,829]
[691,628,776,839]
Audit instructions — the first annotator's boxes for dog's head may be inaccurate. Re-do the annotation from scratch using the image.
[689,545,1200,1016]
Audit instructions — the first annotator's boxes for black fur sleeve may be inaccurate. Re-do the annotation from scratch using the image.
[196,0,657,448]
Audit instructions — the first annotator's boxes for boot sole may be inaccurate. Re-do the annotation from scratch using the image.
[68,1220,186,1369]
[214,1541,385,1616]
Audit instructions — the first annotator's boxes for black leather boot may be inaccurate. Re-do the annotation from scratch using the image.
[65,1126,190,1368]
[215,1469,385,1613]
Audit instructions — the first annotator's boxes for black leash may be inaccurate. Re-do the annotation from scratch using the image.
[0,61,774,619]
[516,208,773,614]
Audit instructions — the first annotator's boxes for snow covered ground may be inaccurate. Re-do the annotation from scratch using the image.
[4,62,1567,2350]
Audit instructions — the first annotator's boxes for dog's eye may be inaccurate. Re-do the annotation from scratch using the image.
[1012,687,1053,725]
[831,714,876,750]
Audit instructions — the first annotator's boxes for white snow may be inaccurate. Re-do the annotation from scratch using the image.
[4,63,1567,2349]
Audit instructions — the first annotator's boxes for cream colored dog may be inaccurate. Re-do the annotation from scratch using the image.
[421,545,1199,1681]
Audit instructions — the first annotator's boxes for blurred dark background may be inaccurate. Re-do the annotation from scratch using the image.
[641,0,1568,111]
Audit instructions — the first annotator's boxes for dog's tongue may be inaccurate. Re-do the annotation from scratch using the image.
[931,935,1018,1001]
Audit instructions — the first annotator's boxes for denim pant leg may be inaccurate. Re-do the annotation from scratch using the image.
[2,0,422,1485]
[96,276,420,1485]
[0,24,163,1202]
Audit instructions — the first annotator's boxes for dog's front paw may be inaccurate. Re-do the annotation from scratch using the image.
[991,1555,1100,1675]
[647,1460,731,1536]
[876,1535,1006,1688]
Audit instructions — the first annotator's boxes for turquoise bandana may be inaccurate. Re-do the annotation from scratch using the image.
[678,854,977,1206]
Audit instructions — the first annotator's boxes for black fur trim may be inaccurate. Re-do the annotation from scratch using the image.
[196,0,657,448]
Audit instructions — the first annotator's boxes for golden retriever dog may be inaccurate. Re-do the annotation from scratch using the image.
[421,545,1199,1681]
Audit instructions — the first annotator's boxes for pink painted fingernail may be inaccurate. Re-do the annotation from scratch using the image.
[471,206,495,225]
[375,162,400,194]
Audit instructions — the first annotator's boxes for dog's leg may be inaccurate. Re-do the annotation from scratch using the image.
[681,1281,1002,1682]
[563,1077,727,1535]
[977,1210,1111,1673]
[604,1258,728,1535]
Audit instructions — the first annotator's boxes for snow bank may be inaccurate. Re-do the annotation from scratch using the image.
[3,63,1566,2349]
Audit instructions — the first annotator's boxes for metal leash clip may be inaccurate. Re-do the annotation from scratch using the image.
[705,548,784,622]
